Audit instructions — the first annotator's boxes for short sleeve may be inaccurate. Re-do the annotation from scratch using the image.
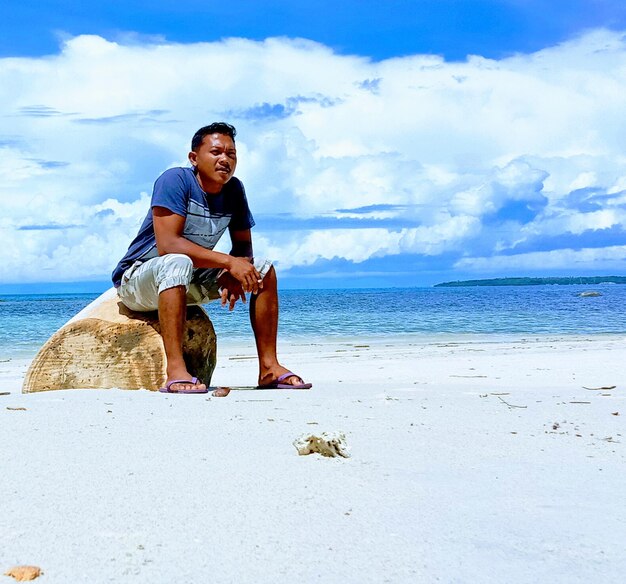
[151,168,190,218]
[229,178,256,230]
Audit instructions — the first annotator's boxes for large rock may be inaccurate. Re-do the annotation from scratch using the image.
[22,288,216,393]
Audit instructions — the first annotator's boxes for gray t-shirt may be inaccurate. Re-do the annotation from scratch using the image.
[112,167,255,287]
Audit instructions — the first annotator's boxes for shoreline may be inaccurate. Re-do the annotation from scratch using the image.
[7,333,626,386]
[3,332,626,393]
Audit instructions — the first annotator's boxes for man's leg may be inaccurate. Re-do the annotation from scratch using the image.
[117,254,205,392]
[249,265,310,387]
[158,285,206,392]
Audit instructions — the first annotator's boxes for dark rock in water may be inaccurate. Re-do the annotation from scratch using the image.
[577,291,602,297]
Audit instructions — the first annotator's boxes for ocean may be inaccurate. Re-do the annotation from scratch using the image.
[1,284,625,359]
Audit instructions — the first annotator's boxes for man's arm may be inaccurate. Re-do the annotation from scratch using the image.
[215,227,259,310]
[153,206,261,293]
[229,227,254,259]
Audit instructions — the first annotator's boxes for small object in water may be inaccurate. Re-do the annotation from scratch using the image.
[577,291,602,297]
[293,431,350,458]
[4,565,43,581]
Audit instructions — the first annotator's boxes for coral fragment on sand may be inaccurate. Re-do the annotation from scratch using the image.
[4,566,42,581]
[293,431,350,458]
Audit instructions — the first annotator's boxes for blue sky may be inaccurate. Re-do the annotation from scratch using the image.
[1,1,626,291]
[4,0,626,60]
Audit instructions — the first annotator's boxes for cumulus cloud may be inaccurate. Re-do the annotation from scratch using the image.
[1,29,626,283]
[456,245,626,272]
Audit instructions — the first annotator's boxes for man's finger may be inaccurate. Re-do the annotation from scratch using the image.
[229,293,237,311]
[220,287,229,307]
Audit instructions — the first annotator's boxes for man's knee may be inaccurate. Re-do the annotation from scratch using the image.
[156,254,194,294]
[260,264,277,292]
[254,258,275,283]
[159,253,193,272]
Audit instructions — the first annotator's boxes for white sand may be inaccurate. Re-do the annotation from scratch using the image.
[1,334,625,583]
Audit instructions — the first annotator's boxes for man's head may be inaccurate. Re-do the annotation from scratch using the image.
[189,122,237,194]
[191,122,237,151]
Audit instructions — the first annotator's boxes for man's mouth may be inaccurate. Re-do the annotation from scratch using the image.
[217,165,231,174]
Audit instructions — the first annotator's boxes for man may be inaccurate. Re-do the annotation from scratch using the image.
[112,122,311,393]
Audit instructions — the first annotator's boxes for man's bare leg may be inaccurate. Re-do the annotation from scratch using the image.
[249,266,308,387]
[158,285,206,392]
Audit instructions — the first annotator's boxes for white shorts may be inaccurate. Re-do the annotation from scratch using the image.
[117,253,273,312]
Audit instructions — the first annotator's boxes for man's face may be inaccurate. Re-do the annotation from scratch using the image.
[189,133,237,193]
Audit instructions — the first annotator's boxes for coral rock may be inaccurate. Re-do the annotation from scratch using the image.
[293,431,350,457]
[4,565,42,581]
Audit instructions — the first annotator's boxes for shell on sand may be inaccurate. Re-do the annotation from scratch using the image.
[22,288,216,393]
[4,565,42,581]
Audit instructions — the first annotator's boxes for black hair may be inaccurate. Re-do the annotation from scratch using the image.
[191,122,237,151]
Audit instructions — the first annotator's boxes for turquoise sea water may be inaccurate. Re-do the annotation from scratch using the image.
[1,285,625,359]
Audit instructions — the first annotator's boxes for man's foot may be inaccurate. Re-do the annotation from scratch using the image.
[257,367,312,390]
[159,376,208,393]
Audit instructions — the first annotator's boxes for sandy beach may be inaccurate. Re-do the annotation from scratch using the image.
[1,334,625,583]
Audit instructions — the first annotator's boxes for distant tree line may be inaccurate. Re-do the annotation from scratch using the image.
[434,276,626,287]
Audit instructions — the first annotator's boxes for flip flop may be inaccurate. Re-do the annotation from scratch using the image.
[159,377,208,394]
[257,372,312,390]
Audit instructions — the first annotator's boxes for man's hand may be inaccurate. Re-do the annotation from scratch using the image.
[227,256,263,294]
[217,271,247,311]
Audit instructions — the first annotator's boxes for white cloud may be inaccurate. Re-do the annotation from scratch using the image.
[456,245,626,272]
[1,29,626,282]
[250,213,480,269]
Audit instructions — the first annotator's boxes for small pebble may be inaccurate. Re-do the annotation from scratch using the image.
[4,565,42,581]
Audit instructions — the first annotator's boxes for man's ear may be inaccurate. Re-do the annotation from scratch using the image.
[188,150,197,167]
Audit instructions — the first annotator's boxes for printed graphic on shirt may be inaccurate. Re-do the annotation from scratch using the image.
[111,167,254,287]
[183,198,231,249]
